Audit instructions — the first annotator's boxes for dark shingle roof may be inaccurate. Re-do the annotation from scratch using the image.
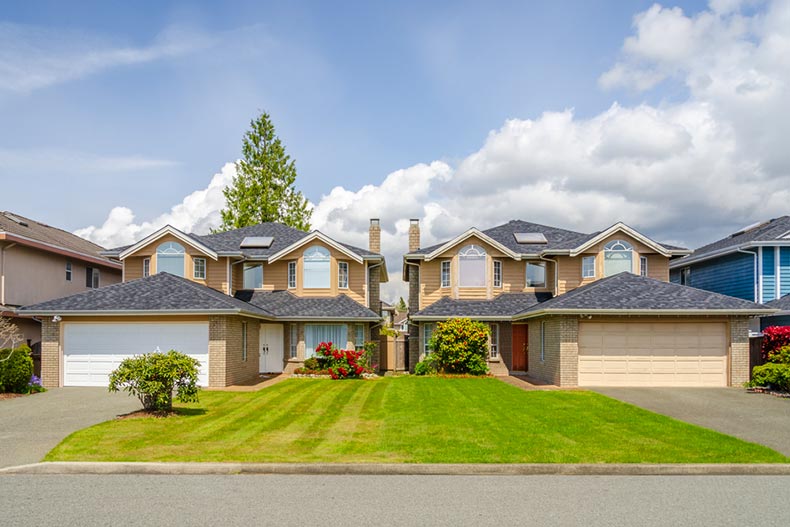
[0,211,115,262]
[765,293,790,312]
[234,290,380,320]
[518,272,770,315]
[413,293,552,319]
[685,216,790,260]
[19,273,273,316]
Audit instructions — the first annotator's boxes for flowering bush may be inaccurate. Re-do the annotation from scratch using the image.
[750,327,790,391]
[314,342,372,379]
[761,326,790,361]
[27,374,46,394]
[428,318,490,375]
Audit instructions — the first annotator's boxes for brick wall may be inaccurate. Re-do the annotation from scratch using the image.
[730,316,750,386]
[40,318,60,388]
[487,321,511,376]
[527,316,579,387]
[407,264,420,371]
[208,315,260,387]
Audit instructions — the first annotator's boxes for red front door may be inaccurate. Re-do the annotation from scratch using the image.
[512,324,528,371]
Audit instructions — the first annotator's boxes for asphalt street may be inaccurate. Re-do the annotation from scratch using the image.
[3,474,790,526]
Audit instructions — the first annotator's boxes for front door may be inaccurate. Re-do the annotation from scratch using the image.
[512,324,528,371]
[260,324,284,373]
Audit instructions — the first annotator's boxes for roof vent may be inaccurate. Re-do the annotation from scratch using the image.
[514,232,547,244]
[240,236,273,249]
[730,220,769,238]
[3,213,28,227]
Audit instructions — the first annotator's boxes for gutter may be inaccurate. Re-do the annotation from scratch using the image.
[17,308,276,321]
[513,308,776,320]
[0,233,121,269]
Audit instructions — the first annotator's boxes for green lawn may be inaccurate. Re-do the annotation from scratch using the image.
[46,377,787,463]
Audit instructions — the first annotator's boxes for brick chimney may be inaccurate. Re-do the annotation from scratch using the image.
[369,218,381,254]
[408,219,420,252]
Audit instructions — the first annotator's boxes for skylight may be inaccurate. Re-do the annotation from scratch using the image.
[240,236,274,248]
[3,213,28,227]
[730,220,768,238]
[514,232,547,244]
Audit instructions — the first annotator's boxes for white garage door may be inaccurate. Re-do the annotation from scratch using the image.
[578,322,727,387]
[63,323,209,387]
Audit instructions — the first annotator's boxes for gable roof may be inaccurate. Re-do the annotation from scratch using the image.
[515,272,772,319]
[411,292,552,321]
[117,225,218,260]
[19,272,273,318]
[765,293,790,313]
[670,216,790,268]
[0,211,120,268]
[233,290,381,321]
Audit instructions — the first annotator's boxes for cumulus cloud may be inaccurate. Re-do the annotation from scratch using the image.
[76,1,790,301]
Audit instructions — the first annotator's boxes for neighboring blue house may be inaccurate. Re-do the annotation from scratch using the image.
[669,216,790,329]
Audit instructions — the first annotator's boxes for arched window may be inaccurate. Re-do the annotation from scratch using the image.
[603,240,633,276]
[459,244,486,287]
[304,246,331,288]
[157,241,185,277]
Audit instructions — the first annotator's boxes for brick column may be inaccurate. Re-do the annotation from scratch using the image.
[407,263,420,371]
[558,317,579,387]
[730,317,750,386]
[40,319,61,388]
[208,315,227,387]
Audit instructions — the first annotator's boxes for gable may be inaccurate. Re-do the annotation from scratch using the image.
[118,225,217,260]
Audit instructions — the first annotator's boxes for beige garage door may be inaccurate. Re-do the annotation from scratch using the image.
[578,322,728,387]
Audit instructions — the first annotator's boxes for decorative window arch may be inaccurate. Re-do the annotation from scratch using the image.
[603,239,634,276]
[157,241,185,277]
[304,246,331,288]
[459,244,487,287]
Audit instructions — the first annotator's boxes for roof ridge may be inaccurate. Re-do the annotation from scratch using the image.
[1,211,107,252]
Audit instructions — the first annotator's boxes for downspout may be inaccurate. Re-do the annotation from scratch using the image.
[230,258,248,295]
[539,255,558,297]
[737,248,758,303]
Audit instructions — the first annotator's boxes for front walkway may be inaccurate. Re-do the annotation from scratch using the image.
[207,373,290,392]
[0,388,139,468]
[593,387,790,457]
[499,374,562,391]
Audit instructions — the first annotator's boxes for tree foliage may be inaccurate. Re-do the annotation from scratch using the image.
[0,317,23,350]
[396,297,407,311]
[108,350,200,412]
[218,111,312,232]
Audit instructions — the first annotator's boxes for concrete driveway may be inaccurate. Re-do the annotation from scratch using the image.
[0,388,139,468]
[593,387,790,457]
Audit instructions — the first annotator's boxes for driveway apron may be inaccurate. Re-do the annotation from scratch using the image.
[593,387,790,457]
[0,388,139,468]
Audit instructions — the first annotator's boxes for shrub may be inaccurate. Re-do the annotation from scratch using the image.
[0,345,34,393]
[413,358,436,376]
[302,357,321,371]
[428,318,490,375]
[108,350,200,412]
[749,363,790,391]
[27,374,46,394]
[761,326,790,361]
[314,342,371,379]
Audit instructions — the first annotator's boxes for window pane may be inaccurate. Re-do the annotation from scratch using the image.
[423,323,434,354]
[582,256,595,278]
[305,324,347,358]
[338,262,349,288]
[243,264,263,289]
[304,246,330,288]
[604,252,632,276]
[526,263,545,287]
[460,257,486,287]
[194,258,206,279]
[288,262,296,288]
[289,324,298,358]
[493,261,502,287]
[441,261,451,287]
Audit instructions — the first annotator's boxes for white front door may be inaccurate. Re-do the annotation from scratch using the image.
[259,324,284,373]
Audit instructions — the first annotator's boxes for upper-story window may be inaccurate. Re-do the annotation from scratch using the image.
[459,245,486,287]
[65,261,72,282]
[288,261,297,288]
[603,240,633,277]
[681,267,691,285]
[304,246,330,289]
[493,261,502,288]
[640,256,648,277]
[338,261,349,289]
[86,267,100,289]
[526,262,546,287]
[582,256,595,278]
[143,258,150,277]
[157,242,185,277]
[243,264,263,289]
[440,261,451,288]
[193,257,206,280]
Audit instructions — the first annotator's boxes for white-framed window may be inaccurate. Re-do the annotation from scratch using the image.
[241,322,248,362]
[355,324,365,351]
[423,323,434,355]
[459,245,486,287]
[582,256,595,278]
[289,324,298,359]
[540,321,545,362]
[304,324,347,358]
[143,258,150,278]
[440,260,451,288]
[193,257,206,280]
[604,240,634,276]
[86,267,100,289]
[243,264,263,289]
[65,261,72,281]
[640,256,648,277]
[338,261,349,289]
[489,323,499,359]
[304,246,331,288]
[681,267,691,285]
[526,262,546,287]
[493,260,502,288]
[288,261,297,289]
[157,241,185,277]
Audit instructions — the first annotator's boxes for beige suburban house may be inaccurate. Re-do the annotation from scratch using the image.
[404,219,771,387]
[0,211,122,349]
[22,220,387,388]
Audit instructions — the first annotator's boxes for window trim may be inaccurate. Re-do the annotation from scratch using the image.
[581,256,595,279]
[287,261,297,289]
[681,267,691,285]
[303,245,331,289]
[193,257,207,280]
[423,323,434,355]
[355,324,365,351]
[458,244,487,288]
[493,260,502,288]
[241,322,248,362]
[289,324,298,359]
[65,261,72,282]
[440,260,451,288]
[338,261,349,289]
[243,263,264,289]
[526,262,546,288]
[640,256,648,277]
[489,323,499,359]
[603,239,634,277]
[143,258,150,278]
[156,241,186,277]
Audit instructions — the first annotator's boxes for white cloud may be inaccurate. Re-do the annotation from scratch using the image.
[76,1,790,302]
[0,23,213,93]
[0,148,179,174]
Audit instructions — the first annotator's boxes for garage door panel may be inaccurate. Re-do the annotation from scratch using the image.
[64,323,209,387]
[578,322,727,387]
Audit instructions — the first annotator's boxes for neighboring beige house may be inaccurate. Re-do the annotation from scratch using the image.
[22,220,387,388]
[0,211,122,348]
[404,219,772,387]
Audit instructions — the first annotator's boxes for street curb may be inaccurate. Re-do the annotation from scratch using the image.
[3,462,790,476]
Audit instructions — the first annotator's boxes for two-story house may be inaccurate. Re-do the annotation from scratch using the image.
[668,216,790,328]
[0,211,122,350]
[404,219,770,388]
[22,220,387,388]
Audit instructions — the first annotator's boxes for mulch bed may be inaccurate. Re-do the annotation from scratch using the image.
[746,387,790,399]
[116,409,179,419]
[0,393,28,400]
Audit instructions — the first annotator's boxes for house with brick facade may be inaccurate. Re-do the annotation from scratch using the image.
[404,219,771,387]
[21,220,387,388]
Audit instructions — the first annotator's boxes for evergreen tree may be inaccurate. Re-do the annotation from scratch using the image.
[396,297,407,311]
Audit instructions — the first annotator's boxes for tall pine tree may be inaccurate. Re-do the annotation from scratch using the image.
[217,112,312,232]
